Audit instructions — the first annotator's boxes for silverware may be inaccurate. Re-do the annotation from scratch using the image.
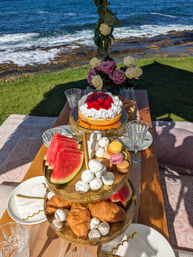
[16,194,44,200]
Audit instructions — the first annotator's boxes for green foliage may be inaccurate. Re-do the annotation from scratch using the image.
[93,0,121,59]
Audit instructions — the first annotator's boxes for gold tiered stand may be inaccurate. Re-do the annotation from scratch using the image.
[43,119,137,246]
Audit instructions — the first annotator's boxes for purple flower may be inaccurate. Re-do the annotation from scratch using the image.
[87,68,98,85]
[109,69,126,85]
[98,60,116,74]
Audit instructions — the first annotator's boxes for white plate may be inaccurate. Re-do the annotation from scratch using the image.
[119,131,153,151]
[102,223,175,257]
[42,125,74,147]
[7,176,47,225]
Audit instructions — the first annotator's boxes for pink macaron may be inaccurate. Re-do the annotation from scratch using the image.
[110,153,124,165]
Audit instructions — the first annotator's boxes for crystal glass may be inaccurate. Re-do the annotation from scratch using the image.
[119,87,136,102]
[0,222,29,257]
[64,88,82,108]
[126,120,149,163]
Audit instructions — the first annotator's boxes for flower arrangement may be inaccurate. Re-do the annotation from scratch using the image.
[87,56,143,93]
[88,1,143,93]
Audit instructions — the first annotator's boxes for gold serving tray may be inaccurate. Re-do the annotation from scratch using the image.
[43,150,131,203]
[44,181,136,246]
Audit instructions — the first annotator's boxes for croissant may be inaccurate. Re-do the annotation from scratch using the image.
[46,195,71,214]
[67,204,91,239]
[89,201,126,223]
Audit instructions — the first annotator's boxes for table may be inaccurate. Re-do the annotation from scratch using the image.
[0,90,169,256]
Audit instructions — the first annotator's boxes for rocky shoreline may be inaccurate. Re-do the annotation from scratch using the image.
[0,30,193,81]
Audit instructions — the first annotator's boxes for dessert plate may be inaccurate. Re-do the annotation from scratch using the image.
[119,131,153,151]
[42,125,74,147]
[102,223,175,257]
[7,176,47,225]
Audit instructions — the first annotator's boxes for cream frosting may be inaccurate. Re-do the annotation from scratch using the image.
[78,92,122,120]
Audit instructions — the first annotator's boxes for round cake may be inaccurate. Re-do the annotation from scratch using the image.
[78,92,122,130]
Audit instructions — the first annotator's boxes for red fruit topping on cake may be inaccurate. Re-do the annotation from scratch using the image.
[85,92,114,110]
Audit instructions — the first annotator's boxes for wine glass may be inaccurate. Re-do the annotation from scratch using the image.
[126,120,149,163]
[0,222,29,257]
[64,88,82,108]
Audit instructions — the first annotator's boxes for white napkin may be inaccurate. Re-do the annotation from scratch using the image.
[15,182,46,220]
[115,234,157,257]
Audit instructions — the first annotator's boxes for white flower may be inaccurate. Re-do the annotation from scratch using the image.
[89,57,102,68]
[99,23,111,36]
[123,56,135,67]
[92,75,103,90]
[125,66,143,79]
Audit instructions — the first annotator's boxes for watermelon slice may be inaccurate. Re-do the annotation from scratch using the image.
[109,181,133,208]
[46,135,80,168]
[51,150,84,184]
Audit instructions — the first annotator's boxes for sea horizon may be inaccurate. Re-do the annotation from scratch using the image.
[0,0,193,67]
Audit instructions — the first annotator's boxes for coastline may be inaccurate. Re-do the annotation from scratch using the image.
[0,30,193,81]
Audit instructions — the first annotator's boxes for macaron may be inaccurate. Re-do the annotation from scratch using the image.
[102,151,111,160]
[116,160,130,174]
[108,141,122,154]
[110,153,124,165]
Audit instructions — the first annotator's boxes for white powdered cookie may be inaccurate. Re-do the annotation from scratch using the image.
[88,159,103,173]
[99,137,109,148]
[102,172,115,186]
[95,147,105,157]
[81,169,95,183]
[90,177,103,190]
[55,208,69,221]
[90,217,100,229]
[88,229,101,240]
[98,222,110,236]
[52,219,63,231]
[95,164,107,178]
[75,180,90,193]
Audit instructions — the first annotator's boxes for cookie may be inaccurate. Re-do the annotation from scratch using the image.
[108,141,122,154]
[88,229,101,240]
[116,160,130,173]
[81,169,95,183]
[88,159,103,173]
[75,180,90,193]
[54,208,69,221]
[90,177,103,190]
[98,137,109,148]
[102,172,114,186]
[98,222,110,236]
[90,217,100,229]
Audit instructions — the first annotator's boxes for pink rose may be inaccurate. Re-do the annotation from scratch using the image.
[109,69,126,85]
[87,68,98,85]
[98,60,116,74]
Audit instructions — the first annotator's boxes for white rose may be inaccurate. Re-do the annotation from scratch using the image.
[99,23,111,36]
[125,66,143,79]
[91,75,103,90]
[133,66,143,78]
[89,57,102,68]
[123,56,135,67]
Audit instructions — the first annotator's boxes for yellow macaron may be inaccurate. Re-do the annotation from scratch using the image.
[108,141,122,154]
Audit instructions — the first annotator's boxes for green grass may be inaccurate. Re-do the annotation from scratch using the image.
[0,57,193,125]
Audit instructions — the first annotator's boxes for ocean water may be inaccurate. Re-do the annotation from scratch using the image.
[0,0,193,66]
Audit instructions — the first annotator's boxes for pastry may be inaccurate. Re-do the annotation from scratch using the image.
[75,180,90,193]
[110,153,124,164]
[67,205,91,238]
[46,195,71,213]
[99,137,110,148]
[90,177,103,190]
[116,160,130,173]
[78,92,122,130]
[95,147,105,157]
[90,217,100,229]
[102,151,111,160]
[89,200,126,223]
[98,222,110,236]
[52,219,63,231]
[88,159,103,173]
[95,164,107,178]
[88,229,101,240]
[102,172,114,186]
[54,208,69,221]
[81,169,95,183]
[108,141,122,154]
